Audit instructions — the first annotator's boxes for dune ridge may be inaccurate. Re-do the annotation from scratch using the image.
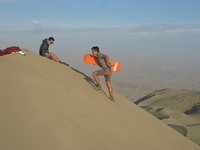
[0,49,199,150]
[136,88,200,145]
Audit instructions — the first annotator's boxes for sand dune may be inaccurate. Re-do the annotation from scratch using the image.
[136,88,200,146]
[0,49,199,150]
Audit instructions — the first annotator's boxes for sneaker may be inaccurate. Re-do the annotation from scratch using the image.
[94,84,101,90]
[109,95,115,101]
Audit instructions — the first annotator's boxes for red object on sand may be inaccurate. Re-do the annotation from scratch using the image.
[0,46,21,56]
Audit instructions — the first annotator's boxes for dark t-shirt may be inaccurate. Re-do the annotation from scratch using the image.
[39,39,49,56]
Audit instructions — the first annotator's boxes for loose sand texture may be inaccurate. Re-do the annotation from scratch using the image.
[0,49,199,150]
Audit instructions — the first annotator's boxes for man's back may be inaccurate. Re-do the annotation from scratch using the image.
[39,38,49,56]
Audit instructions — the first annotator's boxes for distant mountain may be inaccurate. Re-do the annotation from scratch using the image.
[112,60,200,102]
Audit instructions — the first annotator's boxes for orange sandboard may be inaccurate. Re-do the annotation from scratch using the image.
[83,54,120,72]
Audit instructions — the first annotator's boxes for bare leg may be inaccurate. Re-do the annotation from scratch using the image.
[46,53,61,62]
[106,81,113,96]
[92,71,100,84]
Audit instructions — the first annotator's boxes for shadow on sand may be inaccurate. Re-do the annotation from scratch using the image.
[71,67,108,96]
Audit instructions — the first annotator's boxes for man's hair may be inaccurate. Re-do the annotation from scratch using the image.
[48,37,55,41]
[91,46,99,52]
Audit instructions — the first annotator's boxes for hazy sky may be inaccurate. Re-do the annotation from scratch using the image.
[1,0,200,69]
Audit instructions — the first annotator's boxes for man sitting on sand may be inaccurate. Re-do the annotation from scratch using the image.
[39,37,69,66]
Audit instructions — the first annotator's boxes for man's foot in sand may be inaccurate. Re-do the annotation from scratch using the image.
[60,61,69,66]
[109,95,115,101]
[94,84,101,90]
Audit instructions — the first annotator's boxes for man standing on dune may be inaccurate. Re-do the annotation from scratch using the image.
[91,46,114,101]
[39,37,69,66]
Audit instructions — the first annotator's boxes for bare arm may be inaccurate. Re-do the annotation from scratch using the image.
[102,54,114,66]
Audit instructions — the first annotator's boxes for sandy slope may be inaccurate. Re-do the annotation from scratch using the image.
[0,49,199,150]
[136,88,200,146]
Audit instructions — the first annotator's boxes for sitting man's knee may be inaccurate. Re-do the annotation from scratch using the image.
[48,53,54,56]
